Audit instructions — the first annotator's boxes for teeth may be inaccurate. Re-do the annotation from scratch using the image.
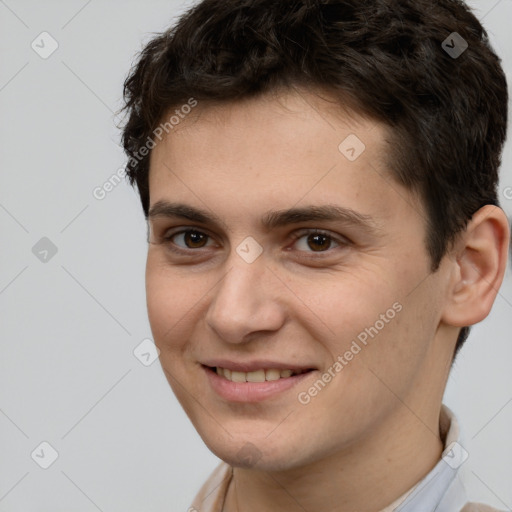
[265,369,281,381]
[231,371,246,383]
[247,369,266,383]
[214,367,304,382]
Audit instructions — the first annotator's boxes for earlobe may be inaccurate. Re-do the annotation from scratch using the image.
[441,205,510,328]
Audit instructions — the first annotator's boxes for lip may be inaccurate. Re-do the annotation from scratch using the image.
[201,359,316,373]
[202,364,317,402]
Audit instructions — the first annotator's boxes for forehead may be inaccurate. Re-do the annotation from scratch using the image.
[152,88,386,157]
[147,88,423,231]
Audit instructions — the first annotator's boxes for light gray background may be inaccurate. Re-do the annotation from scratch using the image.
[0,1,511,510]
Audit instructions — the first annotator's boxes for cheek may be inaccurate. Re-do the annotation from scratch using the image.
[307,271,402,344]
[307,266,426,391]
[325,279,438,409]
[145,254,202,353]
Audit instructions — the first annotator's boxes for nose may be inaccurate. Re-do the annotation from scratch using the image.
[204,256,286,344]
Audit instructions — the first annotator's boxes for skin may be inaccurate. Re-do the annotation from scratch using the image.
[145,88,510,512]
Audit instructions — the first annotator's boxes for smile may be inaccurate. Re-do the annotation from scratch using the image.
[213,367,310,382]
[203,365,316,402]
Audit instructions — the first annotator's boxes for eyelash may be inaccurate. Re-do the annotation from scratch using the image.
[160,228,349,256]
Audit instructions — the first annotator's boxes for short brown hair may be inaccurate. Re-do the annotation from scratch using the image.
[120,0,508,354]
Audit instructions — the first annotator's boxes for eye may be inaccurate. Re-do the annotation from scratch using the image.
[164,229,215,251]
[291,229,346,253]
[158,227,348,257]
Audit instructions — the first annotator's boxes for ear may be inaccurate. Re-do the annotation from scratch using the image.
[441,205,510,328]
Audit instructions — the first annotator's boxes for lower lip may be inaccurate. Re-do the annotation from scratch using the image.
[203,366,315,403]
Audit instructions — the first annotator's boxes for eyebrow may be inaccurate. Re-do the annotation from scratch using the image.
[147,201,382,235]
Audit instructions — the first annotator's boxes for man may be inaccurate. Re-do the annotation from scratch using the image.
[120,0,510,510]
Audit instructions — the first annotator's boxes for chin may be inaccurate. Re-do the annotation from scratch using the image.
[199,429,313,472]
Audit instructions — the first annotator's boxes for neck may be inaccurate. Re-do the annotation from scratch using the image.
[224,404,444,512]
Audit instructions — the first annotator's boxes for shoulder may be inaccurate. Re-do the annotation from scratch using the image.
[189,461,232,512]
[461,503,506,512]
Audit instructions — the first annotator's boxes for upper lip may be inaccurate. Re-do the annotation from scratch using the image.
[201,359,316,373]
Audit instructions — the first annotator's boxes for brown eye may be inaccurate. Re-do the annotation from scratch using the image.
[166,229,212,250]
[306,233,332,252]
[291,229,346,254]
[182,230,208,248]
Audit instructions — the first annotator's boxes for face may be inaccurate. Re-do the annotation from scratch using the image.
[146,89,453,471]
